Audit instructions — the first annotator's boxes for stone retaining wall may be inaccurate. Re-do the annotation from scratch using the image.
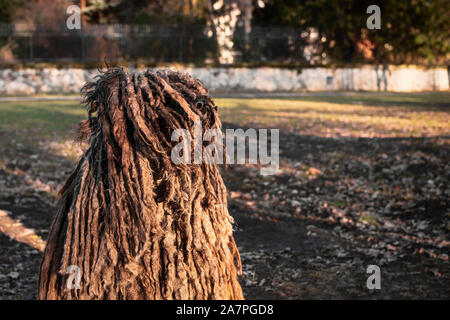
[0,65,448,95]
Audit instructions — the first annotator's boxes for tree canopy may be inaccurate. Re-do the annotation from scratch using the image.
[253,0,449,64]
[1,0,448,65]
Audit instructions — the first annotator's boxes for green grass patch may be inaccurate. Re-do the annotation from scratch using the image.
[331,200,347,209]
[215,92,450,138]
[0,92,448,151]
[0,100,86,140]
[358,214,380,226]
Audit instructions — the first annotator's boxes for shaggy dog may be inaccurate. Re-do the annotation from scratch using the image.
[38,68,243,300]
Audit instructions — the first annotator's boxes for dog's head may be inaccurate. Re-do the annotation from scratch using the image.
[76,67,221,167]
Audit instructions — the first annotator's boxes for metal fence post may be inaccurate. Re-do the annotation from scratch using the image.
[81,30,85,63]
[29,34,33,61]
[179,33,183,63]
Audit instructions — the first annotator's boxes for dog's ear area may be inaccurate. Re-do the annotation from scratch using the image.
[76,67,127,144]
[74,119,92,143]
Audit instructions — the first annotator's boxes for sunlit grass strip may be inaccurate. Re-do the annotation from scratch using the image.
[0,209,46,252]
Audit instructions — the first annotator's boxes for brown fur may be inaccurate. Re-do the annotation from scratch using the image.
[38,68,243,300]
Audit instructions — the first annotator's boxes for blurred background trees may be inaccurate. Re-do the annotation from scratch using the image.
[0,0,448,65]
[253,0,449,65]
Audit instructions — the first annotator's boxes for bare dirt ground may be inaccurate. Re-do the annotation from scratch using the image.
[0,94,449,299]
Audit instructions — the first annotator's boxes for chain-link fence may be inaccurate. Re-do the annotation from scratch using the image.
[0,24,313,65]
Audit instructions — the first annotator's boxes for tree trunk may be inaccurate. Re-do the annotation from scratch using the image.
[38,68,244,300]
[208,0,241,64]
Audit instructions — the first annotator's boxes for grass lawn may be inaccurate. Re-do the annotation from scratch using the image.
[0,92,448,147]
[0,101,86,141]
[217,93,450,138]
